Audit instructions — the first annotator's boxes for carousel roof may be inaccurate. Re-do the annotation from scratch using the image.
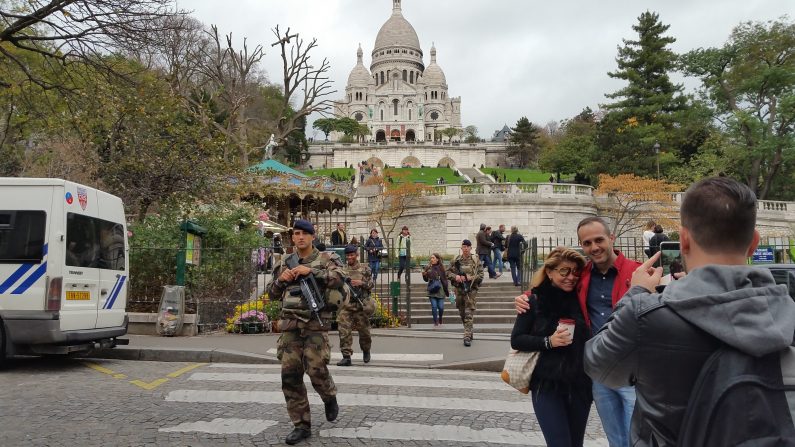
[248,159,307,178]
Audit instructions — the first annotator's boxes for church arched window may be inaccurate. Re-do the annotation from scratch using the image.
[380,109,384,120]
[393,99,399,116]
[380,72,384,84]
[410,71,414,84]
[402,70,407,81]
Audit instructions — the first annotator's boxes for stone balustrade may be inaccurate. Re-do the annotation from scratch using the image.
[423,183,594,198]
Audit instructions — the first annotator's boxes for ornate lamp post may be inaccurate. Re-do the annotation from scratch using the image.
[654,141,661,179]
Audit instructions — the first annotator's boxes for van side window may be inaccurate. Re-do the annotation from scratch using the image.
[0,210,46,263]
[66,213,125,271]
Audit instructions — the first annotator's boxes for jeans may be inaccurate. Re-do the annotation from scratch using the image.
[493,248,504,273]
[369,259,380,281]
[509,258,521,286]
[592,382,636,447]
[429,297,444,324]
[479,253,497,278]
[531,387,592,447]
[398,256,408,280]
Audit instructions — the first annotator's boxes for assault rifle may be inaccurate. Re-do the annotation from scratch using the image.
[454,259,471,293]
[285,254,325,326]
[344,277,364,306]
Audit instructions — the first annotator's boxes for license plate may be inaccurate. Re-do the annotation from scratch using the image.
[66,291,91,301]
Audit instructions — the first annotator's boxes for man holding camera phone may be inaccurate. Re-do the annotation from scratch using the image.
[584,177,795,446]
[514,216,641,446]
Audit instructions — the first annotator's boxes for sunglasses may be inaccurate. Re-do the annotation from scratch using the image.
[553,267,581,277]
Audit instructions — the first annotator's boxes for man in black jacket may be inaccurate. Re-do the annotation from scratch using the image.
[584,177,795,446]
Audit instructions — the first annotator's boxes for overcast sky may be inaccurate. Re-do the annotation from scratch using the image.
[183,0,792,140]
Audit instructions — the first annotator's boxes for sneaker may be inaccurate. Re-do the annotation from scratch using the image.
[495,272,502,278]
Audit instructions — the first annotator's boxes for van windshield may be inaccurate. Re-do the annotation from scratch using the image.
[0,210,46,263]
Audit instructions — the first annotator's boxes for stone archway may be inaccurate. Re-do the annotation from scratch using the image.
[390,129,401,142]
[406,129,416,142]
[366,157,384,168]
[375,130,386,142]
[437,157,456,168]
[401,156,421,168]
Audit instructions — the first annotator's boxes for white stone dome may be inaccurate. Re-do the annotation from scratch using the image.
[373,1,421,51]
[423,45,446,85]
[347,45,372,86]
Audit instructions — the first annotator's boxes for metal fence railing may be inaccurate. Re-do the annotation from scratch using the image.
[519,236,795,290]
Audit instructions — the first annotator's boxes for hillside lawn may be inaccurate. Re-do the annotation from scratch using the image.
[486,168,564,183]
[384,167,466,184]
[303,168,354,178]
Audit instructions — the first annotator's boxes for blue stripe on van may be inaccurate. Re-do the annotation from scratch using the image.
[10,262,47,294]
[0,243,48,294]
[0,263,35,294]
[103,276,122,309]
[105,275,126,310]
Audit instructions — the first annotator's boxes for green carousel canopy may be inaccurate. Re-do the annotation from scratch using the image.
[248,159,307,177]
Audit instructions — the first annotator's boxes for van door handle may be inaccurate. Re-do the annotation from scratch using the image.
[101,289,108,295]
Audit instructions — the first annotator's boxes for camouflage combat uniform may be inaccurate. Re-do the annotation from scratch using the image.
[337,262,375,357]
[267,248,344,430]
[447,253,483,341]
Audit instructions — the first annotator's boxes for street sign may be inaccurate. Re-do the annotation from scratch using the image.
[752,246,775,264]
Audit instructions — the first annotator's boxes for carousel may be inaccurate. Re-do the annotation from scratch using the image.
[244,159,355,242]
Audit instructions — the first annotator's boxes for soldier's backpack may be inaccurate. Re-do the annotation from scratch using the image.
[676,343,795,446]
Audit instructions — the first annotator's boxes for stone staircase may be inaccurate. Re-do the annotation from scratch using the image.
[399,280,521,334]
[458,167,494,184]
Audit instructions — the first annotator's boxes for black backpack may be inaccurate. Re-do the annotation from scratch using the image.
[677,344,795,446]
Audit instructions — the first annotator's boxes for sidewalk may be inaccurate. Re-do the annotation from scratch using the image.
[89,328,510,372]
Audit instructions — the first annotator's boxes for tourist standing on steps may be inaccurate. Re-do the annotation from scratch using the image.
[448,239,483,346]
[511,247,592,447]
[492,224,507,275]
[397,225,411,283]
[267,219,341,445]
[506,226,527,287]
[330,222,347,246]
[364,229,384,282]
[476,223,498,278]
[515,216,641,447]
[642,220,655,258]
[647,224,670,258]
[422,253,449,328]
[336,245,375,367]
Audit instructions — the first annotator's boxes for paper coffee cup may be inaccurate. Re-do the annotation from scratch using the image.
[557,318,575,342]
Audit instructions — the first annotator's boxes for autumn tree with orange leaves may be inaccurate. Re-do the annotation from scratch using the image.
[596,174,682,238]
[365,171,430,246]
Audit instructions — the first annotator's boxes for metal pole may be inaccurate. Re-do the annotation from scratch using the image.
[405,238,411,328]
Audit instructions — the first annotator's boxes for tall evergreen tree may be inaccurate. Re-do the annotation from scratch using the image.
[508,117,541,168]
[595,11,693,177]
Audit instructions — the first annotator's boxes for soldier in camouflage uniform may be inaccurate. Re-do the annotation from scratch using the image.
[267,219,343,445]
[447,239,484,346]
[336,244,375,366]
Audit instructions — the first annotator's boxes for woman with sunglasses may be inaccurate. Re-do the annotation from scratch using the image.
[510,247,592,447]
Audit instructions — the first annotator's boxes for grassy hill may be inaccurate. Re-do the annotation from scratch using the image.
[384,167,466,184]
[486,168,562,183]
[303,168,354,179]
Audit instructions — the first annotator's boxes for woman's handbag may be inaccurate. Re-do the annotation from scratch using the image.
[379,248,388,258]
[502,249,508,261]
[501,349,539,394]
[427,278,442,294]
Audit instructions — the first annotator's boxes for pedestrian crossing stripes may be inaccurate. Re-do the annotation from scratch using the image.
[188,372,509,391]
[264,348,444,361]
[160,363,609,445]
[166,389,534,414]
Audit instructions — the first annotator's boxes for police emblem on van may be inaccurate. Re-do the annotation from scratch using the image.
[77,187,88,210]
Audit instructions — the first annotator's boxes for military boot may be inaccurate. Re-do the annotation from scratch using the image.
[336,355,351,366]
[463,337,471,347]
[324,396,339,422]
[363,351,371,363]
[285,427,311,445]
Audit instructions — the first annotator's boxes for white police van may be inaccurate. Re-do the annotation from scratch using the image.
[0,178,128,363]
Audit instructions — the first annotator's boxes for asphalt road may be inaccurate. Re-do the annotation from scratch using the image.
[0,357,609,446]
